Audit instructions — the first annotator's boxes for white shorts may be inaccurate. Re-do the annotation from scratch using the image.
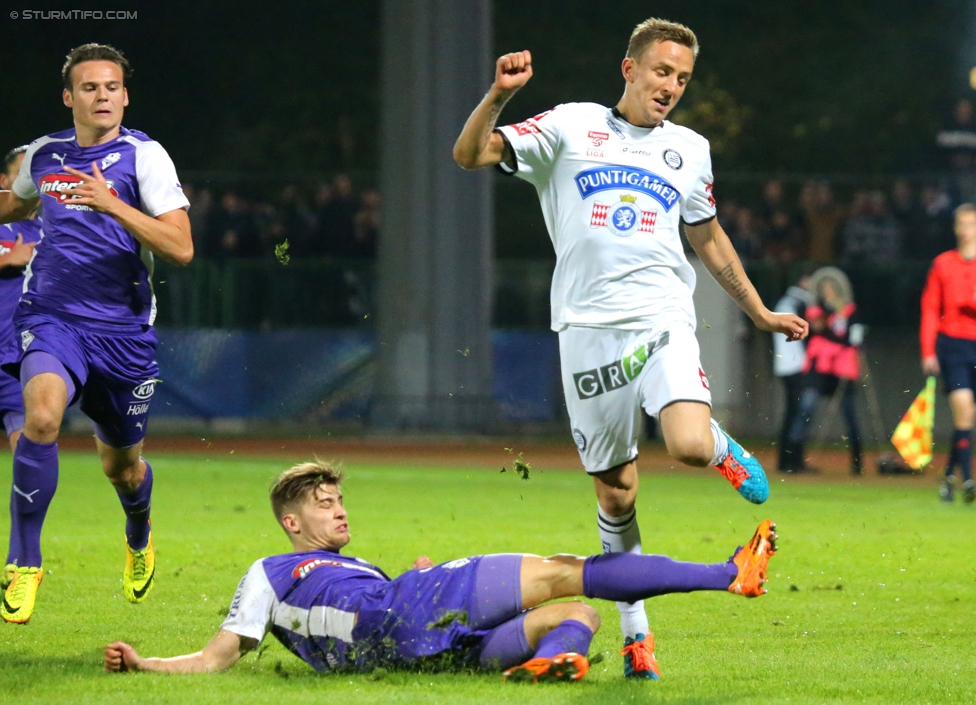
[559,324,712,474]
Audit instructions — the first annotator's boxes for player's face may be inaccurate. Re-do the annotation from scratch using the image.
[621,41,695,126]
[292,484,350,551]
[0,152,24,190]
[63,61,129,134]
[955,211,976,248]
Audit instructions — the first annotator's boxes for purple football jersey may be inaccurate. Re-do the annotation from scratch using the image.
[220,550,498,672]
[0,218,43,345]
[11,127,188,326]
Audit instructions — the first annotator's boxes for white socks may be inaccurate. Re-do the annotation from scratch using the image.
[597,504,650,640]
[710,418,729,466]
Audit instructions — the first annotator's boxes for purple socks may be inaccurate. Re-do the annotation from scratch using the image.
[7,435,59,567]
[116,462,153,550]
[583,552,738,603]
[533,619,594,659]
[5,484,19,566]
[478,615,595,668]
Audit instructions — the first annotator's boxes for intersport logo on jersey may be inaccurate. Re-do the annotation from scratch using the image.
[574,165,680,211]
[38,173,118,204]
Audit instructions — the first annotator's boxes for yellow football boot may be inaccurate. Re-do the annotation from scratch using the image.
[1,566,43,623]
[123,531,155,604]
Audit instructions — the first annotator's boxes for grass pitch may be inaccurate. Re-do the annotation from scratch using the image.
[0,449,973,704]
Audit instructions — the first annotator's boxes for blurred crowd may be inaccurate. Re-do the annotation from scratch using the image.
[718,177,957,266]
[183,174,380,261]
[723,99,976,267]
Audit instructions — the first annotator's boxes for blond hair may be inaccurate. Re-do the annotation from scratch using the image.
[269,459,345,525]
[954,202,976,223]
[627,18,699,61]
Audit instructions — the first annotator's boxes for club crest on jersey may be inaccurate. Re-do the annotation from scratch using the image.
[574,165,680,211]
[663,149,683,170]
[590,194,656,236]
[572,428,587,451]
[292,558,344,579]
[38,173,119,204]
[20,330,34,351]
[100,152,122,170]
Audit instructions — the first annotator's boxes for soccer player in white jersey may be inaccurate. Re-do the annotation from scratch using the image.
[454,18,808,678]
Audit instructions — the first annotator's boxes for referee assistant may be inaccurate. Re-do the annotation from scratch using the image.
[920,203,976,503]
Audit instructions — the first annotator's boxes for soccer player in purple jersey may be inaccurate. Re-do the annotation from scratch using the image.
[0,146,43,595]
[0,44,193,623]
[104,461,776,682]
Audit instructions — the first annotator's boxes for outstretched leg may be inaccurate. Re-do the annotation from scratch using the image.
[520,520,778,608]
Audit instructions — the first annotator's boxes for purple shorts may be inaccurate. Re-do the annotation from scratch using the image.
[2,309,159,448]
[352,554,525,669]
[0,366,24,432]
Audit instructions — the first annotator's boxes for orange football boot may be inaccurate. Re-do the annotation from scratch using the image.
[728,519,778,597]
[502,652,590,683]
[621,632,661,679]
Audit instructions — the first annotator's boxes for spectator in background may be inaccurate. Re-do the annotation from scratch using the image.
[773,271,814,472]
[937,99,976,200]
[758,179,802,263]
[276,184,315,256]
[730,206,763,262]
[904,184,955,261]
[890,179,914,229]
[351,188,380,260]
[315,174,358,256]
[183,184,212,249]
[788,270,864,475]
[799,180,846,263]
[207,192,260,259]
[839,190,902,265]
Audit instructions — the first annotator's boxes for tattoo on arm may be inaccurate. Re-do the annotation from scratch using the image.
[718,263,749,302]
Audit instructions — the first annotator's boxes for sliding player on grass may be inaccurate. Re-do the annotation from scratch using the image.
[105,460,777,683]
[453,18,806,677]
[0,43,193,623]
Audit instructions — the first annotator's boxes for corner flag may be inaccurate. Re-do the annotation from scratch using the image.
[890,376,936,470]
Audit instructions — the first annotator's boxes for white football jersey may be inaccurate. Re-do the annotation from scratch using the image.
[497,102,716,332]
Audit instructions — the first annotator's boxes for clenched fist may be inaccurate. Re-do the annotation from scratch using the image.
[494,51,533,94]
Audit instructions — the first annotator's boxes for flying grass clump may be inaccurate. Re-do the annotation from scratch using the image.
[500,450,532,480]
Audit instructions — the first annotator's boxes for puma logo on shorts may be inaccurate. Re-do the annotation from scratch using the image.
[572,331,669,400]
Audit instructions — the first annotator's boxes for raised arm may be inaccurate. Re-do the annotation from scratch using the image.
[104,629,257,674]
[453,50,533,170]
[64,162,193,266]
[0,191,39,225]
[685,217,808,340]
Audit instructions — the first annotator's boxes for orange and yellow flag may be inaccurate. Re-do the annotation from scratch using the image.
[890,376,936,470]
